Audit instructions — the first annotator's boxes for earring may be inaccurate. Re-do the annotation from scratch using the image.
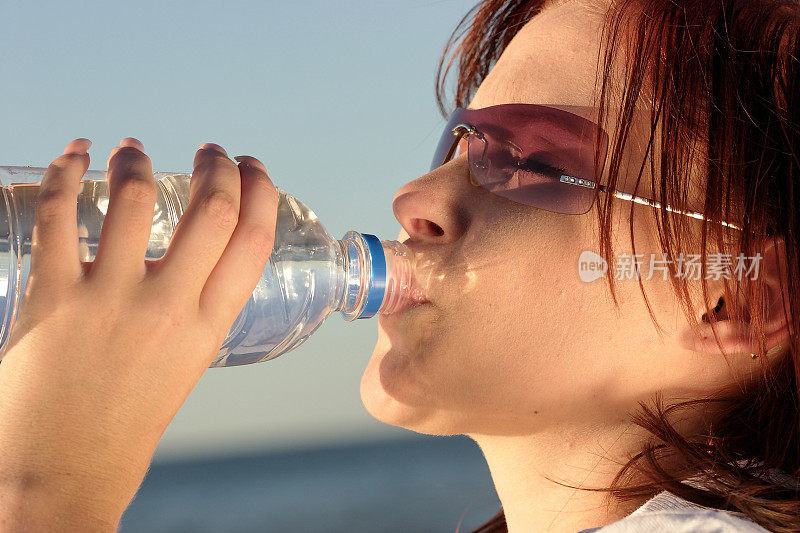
[706,423,718,455]
[750,353,759,359]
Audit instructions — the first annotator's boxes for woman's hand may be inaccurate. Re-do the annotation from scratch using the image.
[0,138,279,530]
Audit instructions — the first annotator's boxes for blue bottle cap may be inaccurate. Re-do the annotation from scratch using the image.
[357,233,386,319]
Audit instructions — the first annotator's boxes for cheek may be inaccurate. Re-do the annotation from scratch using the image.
[360,211,621,430]
[361,251,584,421]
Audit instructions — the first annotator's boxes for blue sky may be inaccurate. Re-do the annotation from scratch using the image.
[0,0,474,459]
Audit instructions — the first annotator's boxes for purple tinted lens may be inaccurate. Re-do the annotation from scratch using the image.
[465,104,606,215]
[468,134,597,214]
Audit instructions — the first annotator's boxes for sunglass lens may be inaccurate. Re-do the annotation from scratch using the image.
[466,129,599,215]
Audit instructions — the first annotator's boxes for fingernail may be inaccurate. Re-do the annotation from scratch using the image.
[234,155,268,174]
[119,137,145,153]
[106,146,121,168]
[63,138,92,155]
[198,142,228,156]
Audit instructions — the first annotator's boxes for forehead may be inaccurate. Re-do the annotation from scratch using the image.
[465,1,666,197]
[469,1,610,110]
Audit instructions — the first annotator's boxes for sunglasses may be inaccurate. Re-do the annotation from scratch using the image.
[431,103,741,230]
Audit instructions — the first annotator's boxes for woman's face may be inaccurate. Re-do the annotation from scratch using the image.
[360,1,729,437]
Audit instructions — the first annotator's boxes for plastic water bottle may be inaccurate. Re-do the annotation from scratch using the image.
[0,166,421,367]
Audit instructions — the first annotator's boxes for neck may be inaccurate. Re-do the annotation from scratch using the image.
[471,422,652,533]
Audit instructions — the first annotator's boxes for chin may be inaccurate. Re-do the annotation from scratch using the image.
[359,323,464,436]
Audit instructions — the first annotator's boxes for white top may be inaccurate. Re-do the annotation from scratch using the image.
[576,490,770,532]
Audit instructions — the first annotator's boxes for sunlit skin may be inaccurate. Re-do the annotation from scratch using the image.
[0,138,282,529]
[0,2,792,531]
[360,1,791,532]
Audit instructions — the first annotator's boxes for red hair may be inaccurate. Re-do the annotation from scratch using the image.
[436,1,800,531]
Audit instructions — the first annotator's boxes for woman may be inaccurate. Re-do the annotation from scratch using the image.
[0,0,798,531]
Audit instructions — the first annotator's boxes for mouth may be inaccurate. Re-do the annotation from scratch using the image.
[378,297,431,323]
[378,241,433,318]
[407,273,431,303]
[389,290,431,314]
[379,272,432,316]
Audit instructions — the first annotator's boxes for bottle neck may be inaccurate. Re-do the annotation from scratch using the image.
[331,232,413,320]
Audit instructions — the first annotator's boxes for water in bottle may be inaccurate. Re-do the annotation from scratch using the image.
[0,166,426,367]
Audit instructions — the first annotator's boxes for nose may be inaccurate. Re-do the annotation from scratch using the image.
[391,160,470,244]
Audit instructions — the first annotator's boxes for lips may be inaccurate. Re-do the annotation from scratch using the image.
[378,241,433,317]
[402,242,433,303]
[381,293,431,317]
[378,273,431,317]
[407,278,431,304]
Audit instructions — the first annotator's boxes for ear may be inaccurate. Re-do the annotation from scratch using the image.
[679,237,791,360]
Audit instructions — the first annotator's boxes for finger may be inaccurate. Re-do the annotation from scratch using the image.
[89,138,156,281]
[189,143,227,204]
[105,137,143,168]
[30,138,92,285]
[155,143,241,298]
[200,156,279,327]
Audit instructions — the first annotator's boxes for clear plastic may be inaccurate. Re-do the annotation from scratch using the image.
[0,166,418,367]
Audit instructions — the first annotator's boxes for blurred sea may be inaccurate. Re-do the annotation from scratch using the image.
[120,435,501,533]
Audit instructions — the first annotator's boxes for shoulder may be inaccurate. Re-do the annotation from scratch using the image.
[579,491,771,533]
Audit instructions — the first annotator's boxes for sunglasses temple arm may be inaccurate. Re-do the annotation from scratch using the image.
[595,184,741,230]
